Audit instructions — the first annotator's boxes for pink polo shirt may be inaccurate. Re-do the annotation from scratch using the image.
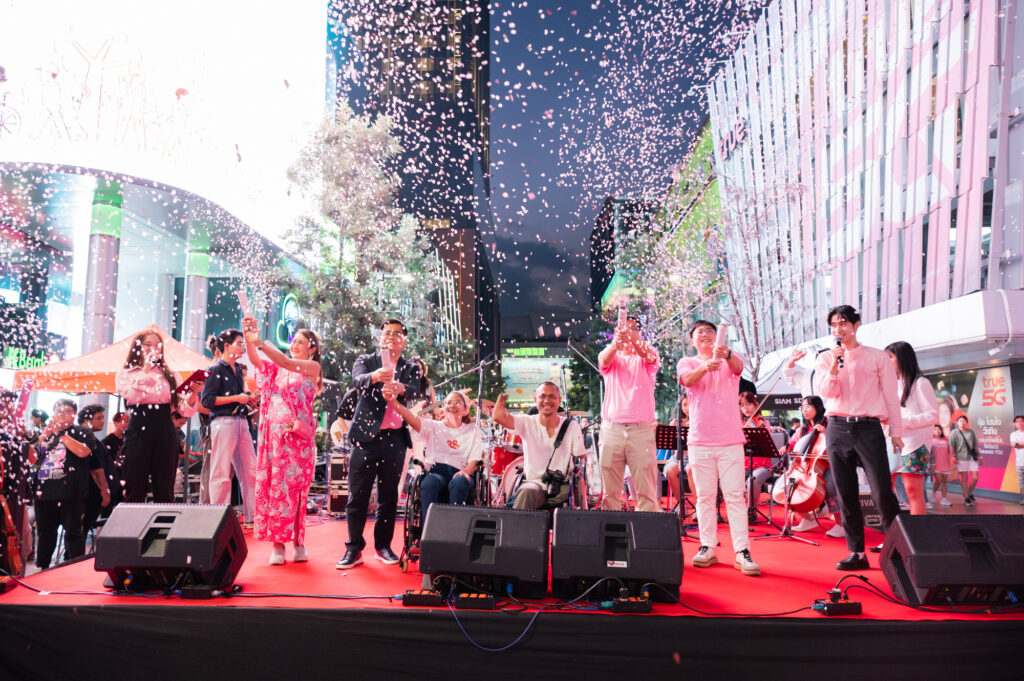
[676,353,745,447]
[600,351,659,423]
[814,344,904,438]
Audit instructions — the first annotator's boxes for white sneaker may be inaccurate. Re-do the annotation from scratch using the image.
[293,545,308,563]
[926,501,934,510]
[269,545,285,566]
[792,517,820,532]
[734,549,761,576]
[692,545,718,567]
[825,524,846,538]
[940,497,953,507]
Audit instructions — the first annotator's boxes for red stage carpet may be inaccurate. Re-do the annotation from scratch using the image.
[3,513,1022,621]
[2,510,1022,681]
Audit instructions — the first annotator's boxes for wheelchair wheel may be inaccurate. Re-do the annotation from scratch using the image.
[400,473,424,572]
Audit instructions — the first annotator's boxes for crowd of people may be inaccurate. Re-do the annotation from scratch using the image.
[2,303,1020,580]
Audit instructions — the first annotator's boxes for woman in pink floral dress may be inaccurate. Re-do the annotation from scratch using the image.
[242,315,322,565]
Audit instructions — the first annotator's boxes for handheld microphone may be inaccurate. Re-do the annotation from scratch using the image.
[834,336,844,368]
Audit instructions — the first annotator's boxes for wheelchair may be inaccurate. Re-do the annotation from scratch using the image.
[399,462,487,572]
[498,455,589,511]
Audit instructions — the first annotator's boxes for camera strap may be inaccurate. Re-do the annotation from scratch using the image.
[544,417,574,474]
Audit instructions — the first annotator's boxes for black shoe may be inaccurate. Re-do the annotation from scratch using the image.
[375,547,400,565]
[836,553,869,571]
[335,548,363,570]
[967,494,976,503]
[868,543,883,553]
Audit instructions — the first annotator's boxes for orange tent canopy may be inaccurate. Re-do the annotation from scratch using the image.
[13,325,211,395]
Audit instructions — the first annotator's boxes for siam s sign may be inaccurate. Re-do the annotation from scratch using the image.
[718,119,749,161]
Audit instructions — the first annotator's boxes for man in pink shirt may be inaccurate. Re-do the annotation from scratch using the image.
[814,305,904,571]
[677,320,760,576]
[598,316,660,512]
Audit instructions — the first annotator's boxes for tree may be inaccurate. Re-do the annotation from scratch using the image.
[281,105,447,383]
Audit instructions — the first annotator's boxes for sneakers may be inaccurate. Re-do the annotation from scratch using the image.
[964,497,974,507]
[967,494,976,504]
[375,547,400,565]
[734,549,760,576]
[692,545,718,568]
[836,553,869,571]
[792,517,820,532]
[926,501,934,510]
[825,524,846,538]
[293,545,308,563]
[335,548,363,569]
[269,544,285,566]
[940,497,953,507]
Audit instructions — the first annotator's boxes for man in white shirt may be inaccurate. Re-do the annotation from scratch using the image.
[492,383,585,510]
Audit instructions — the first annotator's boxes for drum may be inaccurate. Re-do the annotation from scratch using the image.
[495,456,525,507]
[491,446,516,476]
[502,430,524,453]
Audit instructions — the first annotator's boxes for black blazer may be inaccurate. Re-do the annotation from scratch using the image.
[348,351,422,448]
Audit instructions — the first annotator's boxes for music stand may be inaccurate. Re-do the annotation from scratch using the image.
[742,427,783,531]
[657,425,696,539]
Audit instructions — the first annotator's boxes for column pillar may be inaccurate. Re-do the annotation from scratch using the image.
[81,178,122,409]
[181,217,211,354]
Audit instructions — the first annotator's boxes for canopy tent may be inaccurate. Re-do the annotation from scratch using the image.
[13,325,210,394]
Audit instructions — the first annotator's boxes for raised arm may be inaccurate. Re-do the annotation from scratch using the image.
[384,391,422,432]
[243,315,320,381]
[491,393,514,430]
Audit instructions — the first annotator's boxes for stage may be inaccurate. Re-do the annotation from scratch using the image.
[1,511,1022,680]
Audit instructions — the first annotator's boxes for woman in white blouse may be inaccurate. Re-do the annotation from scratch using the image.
[384,390,482,526]
[115,330,197,503]
[885,341,939,516]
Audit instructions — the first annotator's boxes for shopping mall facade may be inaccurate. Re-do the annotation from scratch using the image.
[703,0,1024,495]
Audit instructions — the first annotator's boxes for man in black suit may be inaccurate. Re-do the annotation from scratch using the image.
[336,319,422,569]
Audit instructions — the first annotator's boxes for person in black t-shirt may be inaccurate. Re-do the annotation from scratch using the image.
[80,405,119,531]
[102,411,128,502]
[34,399,109,570]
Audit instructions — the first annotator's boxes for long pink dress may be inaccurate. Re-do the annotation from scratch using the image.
[253,362,317,544]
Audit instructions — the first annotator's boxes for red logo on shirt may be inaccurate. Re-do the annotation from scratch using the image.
[446,439,460,449]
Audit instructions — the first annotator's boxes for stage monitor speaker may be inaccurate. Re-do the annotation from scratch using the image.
[551,509,682,601]
[419,505,550,598]
[94,503,247,592]
[880,514,1024,606]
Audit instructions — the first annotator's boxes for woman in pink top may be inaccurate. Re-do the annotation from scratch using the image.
[929,425,955,507]
[242,316,322,566]
[115,331,197,503]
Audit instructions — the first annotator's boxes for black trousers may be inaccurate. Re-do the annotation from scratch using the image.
[35,497,86,570]
[122,404,178,503]
[825,420,900,553]
[346,429,406,552]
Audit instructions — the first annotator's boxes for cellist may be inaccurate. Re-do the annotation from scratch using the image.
[785,396,844,538]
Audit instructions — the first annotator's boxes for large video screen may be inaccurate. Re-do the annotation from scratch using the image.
[0,0,327,243]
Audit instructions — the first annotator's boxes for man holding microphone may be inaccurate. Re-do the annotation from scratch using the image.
[814,305,903,570]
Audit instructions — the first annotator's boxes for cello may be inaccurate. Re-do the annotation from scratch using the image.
[772,423,829,514]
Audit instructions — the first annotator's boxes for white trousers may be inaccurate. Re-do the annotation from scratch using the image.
[689,443,749,553]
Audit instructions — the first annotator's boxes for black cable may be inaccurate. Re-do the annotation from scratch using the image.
[840,577,1024,615]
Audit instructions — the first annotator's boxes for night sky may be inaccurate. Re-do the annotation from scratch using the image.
[487,0,768,337]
